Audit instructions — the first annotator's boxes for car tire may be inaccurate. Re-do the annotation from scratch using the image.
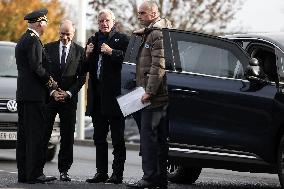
[46,144,57,162]
[278,135,284,188]
[168,162,202,184]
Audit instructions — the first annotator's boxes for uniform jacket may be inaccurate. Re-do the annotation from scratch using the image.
[136,18,172,108]
[15,29,50,102]
[84,28,129,116]
[44,41,86,103]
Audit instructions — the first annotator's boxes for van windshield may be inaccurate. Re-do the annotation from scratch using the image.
[0,45,17,77]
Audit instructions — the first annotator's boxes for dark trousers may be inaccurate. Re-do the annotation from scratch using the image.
[16,102,46,181]
[140,105,169,185]
[91,112,126,176]
[132,111,141,133]
[43,100,76,173]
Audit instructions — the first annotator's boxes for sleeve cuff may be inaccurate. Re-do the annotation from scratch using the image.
[50,90,55,96]
[66,91,72,98]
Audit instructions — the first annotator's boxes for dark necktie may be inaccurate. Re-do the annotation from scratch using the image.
[61,46,67,71]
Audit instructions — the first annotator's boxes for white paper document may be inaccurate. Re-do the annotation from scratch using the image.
[117,87,151,117]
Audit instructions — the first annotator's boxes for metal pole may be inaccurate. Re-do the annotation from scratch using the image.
[76,0,86,140]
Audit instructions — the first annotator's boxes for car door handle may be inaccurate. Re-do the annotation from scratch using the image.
[170,88,199,95]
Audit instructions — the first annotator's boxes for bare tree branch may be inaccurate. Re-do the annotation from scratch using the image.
[88,0,243,34]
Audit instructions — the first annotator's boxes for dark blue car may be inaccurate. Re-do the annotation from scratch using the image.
[122,29,284,188]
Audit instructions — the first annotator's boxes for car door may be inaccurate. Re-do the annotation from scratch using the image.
[121,34,142,94]
[163,29,277,156]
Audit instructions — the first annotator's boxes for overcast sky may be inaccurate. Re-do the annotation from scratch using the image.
[228,0,284,32]
[62,0,284,33]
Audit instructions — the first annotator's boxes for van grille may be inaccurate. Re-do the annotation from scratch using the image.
[0,99,17,113]
[0,122,17,130]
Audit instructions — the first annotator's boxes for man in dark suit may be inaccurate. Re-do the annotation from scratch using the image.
[43,20,86,181]
[84,9,129,184]
[15,8,57,184]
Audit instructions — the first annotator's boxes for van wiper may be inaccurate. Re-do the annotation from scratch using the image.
[0,75,17,78]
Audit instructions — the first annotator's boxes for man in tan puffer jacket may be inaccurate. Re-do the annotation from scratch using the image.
[127,1,172,189]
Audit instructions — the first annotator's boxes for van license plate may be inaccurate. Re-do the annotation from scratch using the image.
[0,132,17,140]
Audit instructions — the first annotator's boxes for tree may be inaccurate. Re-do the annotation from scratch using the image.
[89,0,243,34]
[0,0,65,43]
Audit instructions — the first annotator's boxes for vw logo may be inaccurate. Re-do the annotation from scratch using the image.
[7,100,17,112]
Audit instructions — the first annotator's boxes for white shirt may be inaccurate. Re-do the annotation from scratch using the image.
[59,41,71,65]
[50,41,72,98]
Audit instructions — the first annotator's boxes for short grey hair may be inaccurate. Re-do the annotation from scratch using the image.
[140,1,160,17]
[98,9,116,21]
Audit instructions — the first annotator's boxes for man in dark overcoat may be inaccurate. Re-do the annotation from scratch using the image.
[84,9,129,184]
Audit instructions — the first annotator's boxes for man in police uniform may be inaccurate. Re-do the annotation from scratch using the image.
[15,8,57,184]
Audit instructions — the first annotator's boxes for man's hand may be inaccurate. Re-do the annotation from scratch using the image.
[50,80,58,90]
[52,90,62,101]
[52,88,70,102]
[141,93,151,104]
[57,88,70,100]
[86,43,94,58]
[101,43,112,55]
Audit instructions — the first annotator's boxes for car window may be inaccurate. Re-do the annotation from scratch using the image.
[162,29,250,79]
[0,45,17,77]
[276,48,284,83]
[177,40,244,79]
[124,34,142,65]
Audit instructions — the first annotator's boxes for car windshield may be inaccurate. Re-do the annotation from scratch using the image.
[0,45,17,77]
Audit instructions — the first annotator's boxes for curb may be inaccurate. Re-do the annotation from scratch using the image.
[74,139,140,151]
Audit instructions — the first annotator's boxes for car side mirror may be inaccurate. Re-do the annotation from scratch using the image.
[245,58,266,79]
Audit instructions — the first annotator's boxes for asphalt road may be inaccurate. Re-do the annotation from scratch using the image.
[0,144,282,189]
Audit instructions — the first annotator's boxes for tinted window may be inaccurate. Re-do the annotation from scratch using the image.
[124,34,142,65]
[276,48,284,82]
[177,41,244,79]
[0,45,17,77]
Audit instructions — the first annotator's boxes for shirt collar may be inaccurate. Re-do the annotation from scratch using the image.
[28,28,39,37]
[60,41,71,49]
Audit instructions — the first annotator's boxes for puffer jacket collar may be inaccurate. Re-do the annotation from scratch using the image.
[148,17,172,29]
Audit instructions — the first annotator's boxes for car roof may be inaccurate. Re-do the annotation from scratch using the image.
[223,32,284,51]
[0,41,16,47]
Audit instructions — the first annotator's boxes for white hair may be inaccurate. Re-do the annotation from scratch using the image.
[98,9,116,21]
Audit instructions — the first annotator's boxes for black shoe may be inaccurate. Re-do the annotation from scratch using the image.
[86,173,109,183]
[27,174,57,184]
[126,179,157,188]
[105,174,123,184]
[60,172,71,182]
